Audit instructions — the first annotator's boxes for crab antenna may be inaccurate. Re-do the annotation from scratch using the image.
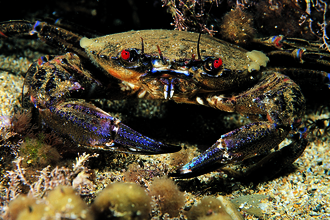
[197,32,202,60]
[140,37,144,55]
[157,45,166,64]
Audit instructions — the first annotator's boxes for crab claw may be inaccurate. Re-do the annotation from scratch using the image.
[112,123,181,154]
[170,122,289,179]
[170,120,309,179]
[40,102,180,154]
[169,145,227,179]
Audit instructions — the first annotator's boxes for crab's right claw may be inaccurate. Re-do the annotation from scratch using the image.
[39,102,181,155]
[113,122,181,154]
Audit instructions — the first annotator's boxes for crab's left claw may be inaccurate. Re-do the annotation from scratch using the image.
[169,122,282,178]
[169,145,226,179]
[170,122,308,179]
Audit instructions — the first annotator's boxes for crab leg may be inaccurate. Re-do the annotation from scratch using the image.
[173,73,307,178]
[252,36,330,67]
[0,20,88,59]
[0,20,33,38]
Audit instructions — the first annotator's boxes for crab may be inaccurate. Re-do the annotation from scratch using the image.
[1,20,329,179]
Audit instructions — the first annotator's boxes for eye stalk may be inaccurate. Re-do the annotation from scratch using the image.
[203,58,223,75]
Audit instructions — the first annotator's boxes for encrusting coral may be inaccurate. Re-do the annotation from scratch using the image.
[7,194,37,220]
[7,183,152,220]
[8,185,94,220]
[149,177,185,217]
[91,182,151,220]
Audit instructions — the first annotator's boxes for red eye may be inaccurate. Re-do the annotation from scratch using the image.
[213,58,222,69]
[121,50,131,60]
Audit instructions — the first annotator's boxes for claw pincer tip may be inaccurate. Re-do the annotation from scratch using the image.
[171,147,223,178]
[114,123,180,154]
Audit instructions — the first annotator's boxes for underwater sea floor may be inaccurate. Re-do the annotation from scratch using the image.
[0,40,329,219]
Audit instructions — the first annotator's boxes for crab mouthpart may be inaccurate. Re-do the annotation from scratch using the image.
[146,65,192,100]
[160,77,175,100]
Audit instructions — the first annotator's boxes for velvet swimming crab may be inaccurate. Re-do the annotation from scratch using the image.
[1,20,329,179]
